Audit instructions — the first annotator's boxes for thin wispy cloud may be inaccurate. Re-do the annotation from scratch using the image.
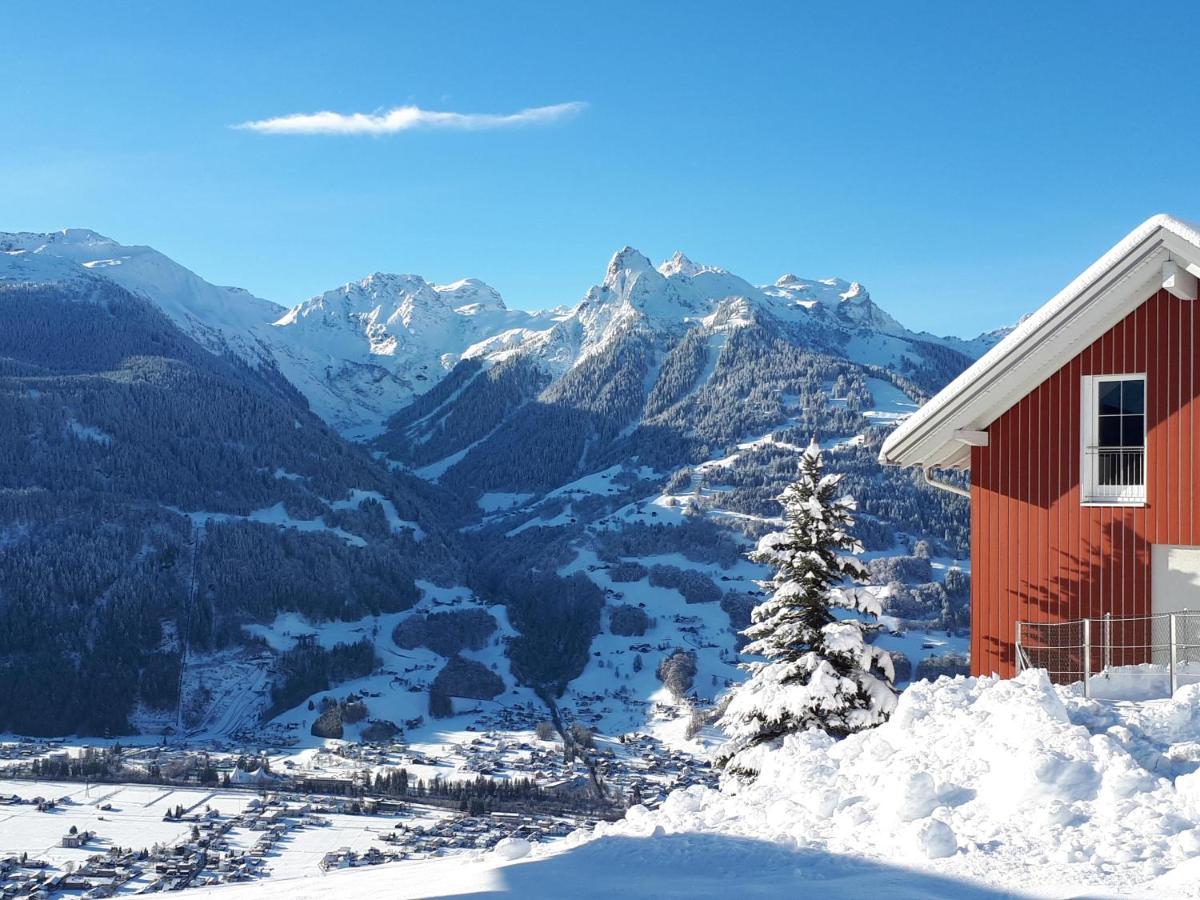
[233,101,587,135]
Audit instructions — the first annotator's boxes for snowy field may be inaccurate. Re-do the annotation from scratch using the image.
[189,671,1200,898]
[0,778,452,890]
[0,780,253,872]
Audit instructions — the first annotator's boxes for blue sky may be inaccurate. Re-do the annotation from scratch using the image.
[4,2,1198,335]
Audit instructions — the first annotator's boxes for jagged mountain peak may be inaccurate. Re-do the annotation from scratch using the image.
[658,250,707,278]
[770,274,901,334]
[350,271,438,299]
[767,274,861,304]
[290,272,509,319]
[267,267,543,436]
[280,273,451,344]
[47,227,121,248]
[600,247,662,303]
[839,280,868,301]
[281,270,513,328]
[360,270,428,286]
[605,246,656,279]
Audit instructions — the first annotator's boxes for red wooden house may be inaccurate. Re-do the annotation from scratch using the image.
[881,215,1200,681]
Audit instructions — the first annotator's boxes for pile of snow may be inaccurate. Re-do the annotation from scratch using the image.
[556,670,1200,896]
[491,837,532,862]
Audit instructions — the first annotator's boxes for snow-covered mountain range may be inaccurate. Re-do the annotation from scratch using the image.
[0,228,1005,437]
[0,226,989,741]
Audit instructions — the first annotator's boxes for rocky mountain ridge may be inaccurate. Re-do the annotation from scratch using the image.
[1,229,1006,437]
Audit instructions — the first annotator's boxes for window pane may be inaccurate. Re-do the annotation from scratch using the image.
[1098,416,1122,446]
[1122,414,1144,447]
[1122,379,1144,413]
[1098,381,1123,415]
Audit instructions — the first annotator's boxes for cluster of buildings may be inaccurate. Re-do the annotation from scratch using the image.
[446,725,716,811]
[0,744,65,765]
[0,855,49,898]
[0,807,264,897]
[601,733,717,806]
[370,812,575,863]
[0,794,339,898]
[474,702,545,733]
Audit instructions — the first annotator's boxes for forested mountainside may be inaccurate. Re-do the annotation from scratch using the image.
[367,248,981,713]
[0,230,995,737]
[376,249,977,553]
[0,277,450,735]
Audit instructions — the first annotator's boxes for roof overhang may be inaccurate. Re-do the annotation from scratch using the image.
[880,214,1200,472]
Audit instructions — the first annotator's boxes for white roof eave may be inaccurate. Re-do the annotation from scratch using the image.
[880,214,1200,471]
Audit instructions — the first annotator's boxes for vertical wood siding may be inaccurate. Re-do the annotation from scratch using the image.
[970,287,1200,676]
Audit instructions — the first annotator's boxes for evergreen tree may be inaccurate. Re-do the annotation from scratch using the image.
[717,440,896,777]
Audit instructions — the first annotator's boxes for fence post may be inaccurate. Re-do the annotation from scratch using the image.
[1170,612,1179,697]
[1082,618,1091,699]
[1014,621,1022,674]
[1104,612,1112,671]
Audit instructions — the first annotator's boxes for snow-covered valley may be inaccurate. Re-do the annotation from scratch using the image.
[0,227,1006,896]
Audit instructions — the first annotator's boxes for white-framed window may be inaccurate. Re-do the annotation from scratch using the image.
[1081,373,1146,505]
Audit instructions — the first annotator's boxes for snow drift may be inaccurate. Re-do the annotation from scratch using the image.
[570,670,1200,896]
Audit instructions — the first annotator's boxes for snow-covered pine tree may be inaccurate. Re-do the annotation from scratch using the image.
[717,439,897,777]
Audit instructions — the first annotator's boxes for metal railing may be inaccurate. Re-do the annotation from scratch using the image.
[1083,446,1145,502]
[1016,611,1200,699]
[1089,446,1145,487]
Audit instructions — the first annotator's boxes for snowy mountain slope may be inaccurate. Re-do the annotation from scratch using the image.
[269,273,560,436]
[474,246,1004,392]
[0,229,286,365]
[0,229,563,436]
[0,272,454,737]
[371,242,1002,505]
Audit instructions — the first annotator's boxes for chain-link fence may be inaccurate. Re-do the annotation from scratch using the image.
[1016,611,1200,699]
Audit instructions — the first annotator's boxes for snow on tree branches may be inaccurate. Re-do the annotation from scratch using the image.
[717,439,896,777]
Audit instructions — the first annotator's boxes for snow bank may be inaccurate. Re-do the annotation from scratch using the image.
[574,671,1200,896]
[491,837,532,861]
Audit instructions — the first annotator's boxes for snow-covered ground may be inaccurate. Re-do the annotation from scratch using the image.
[863,376,921,424]
[0,780,254,873]
[168,486,424,550]
[0,778,454,892]
[557,548,743,742]
[191,671,1200,898]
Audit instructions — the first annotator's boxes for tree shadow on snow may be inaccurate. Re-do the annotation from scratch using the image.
[432,833,1032,900]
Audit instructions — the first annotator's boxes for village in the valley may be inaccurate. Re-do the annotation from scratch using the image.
[0,705,717,897]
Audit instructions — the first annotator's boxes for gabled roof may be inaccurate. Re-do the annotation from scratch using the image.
[880,214,1200,471]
